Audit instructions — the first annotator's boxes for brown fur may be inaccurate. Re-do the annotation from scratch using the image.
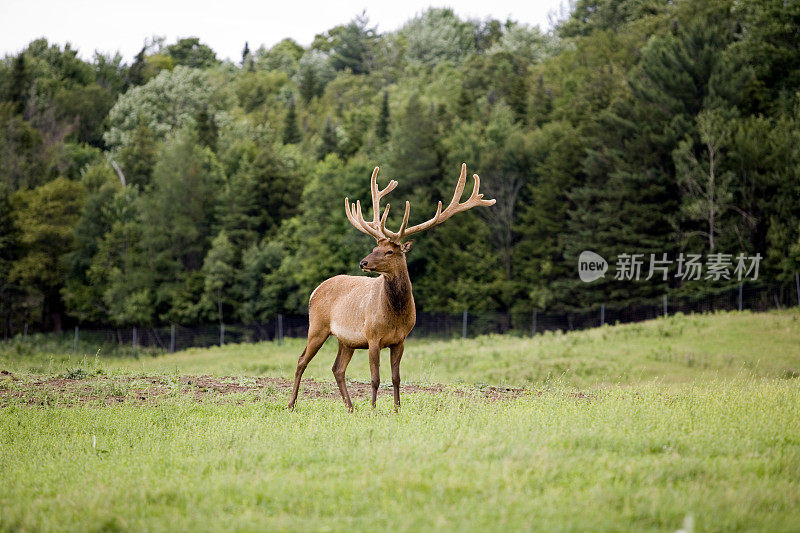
[288,240,414,412]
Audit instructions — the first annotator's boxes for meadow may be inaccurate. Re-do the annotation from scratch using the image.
[1,310,800,531]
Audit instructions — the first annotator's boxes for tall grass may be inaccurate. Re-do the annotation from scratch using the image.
[2,310,799,387]
[1,381,799,531]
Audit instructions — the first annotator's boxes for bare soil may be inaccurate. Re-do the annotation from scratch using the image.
[0,370,531,407]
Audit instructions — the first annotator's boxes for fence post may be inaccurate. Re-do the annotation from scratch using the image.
[531,309,537,336]
[219,323,225,346]
[795,271,799,308]
[738,283,743,312]
[600,303,605,326]
[663,294,668,317]
[170,324,175,354]
[23,323,28,342]
[132,326,137,357]
[73,326,79,355]
[277,314,284,345]
[462,310,468,339]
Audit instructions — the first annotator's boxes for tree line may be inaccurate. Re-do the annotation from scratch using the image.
[1,0,799,333]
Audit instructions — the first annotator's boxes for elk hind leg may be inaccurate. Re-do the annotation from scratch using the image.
[368,342,381,408]
[332,341,355,412]
[390,341,404,412]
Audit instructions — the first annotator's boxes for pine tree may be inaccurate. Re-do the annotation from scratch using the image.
[9,54,29,114]
[375,91,390,142]
[241,42,251,66]
[127,46,148,86]
[196,107,218,152]
[282,97,302,144]
[201,231,236,325]
[0,186,20,335]
[528,75,552,126]
[318,117,339,159]
[388,95,440,194]
[117,117,157,189]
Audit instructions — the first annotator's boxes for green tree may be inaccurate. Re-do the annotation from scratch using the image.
[9,53,29,113]
[116,117,158,188]
[0,104,49,190]
[201,231,236,325]
[166,37,218,69]
[387,95,440,194]
[400,8,476,66]
[61,162,122,323]
[104,66,216,150]
[0,186,20,336]
[674,110,748,253]
[326,12,377,74]
[375,91,389,142]
[140,128,224,322]
[10,177,85,331]
[256,39,304,75]
[196,107,218,151]
[241,42,252,68]
[558,0,670,38]
[318,116,339,159]
[283,97,302,144]
[294,51,336,102]
[237,239,285,323]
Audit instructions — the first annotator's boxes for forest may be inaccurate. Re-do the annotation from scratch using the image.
[0,0,799,333]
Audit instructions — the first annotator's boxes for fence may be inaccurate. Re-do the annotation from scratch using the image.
[4,279,800,355]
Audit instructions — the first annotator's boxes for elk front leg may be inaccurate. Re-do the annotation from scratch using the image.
[332,341,355,412]
[389,342,404,412]
[368,342,381,408]
[288,331,328,410]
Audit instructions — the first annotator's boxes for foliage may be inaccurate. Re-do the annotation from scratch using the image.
[1,3,799,330]
[104,66,216,149]
[165,37,218,69]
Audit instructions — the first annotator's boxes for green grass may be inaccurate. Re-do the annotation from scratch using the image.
[2,310,799,387]
[2,310,800,531]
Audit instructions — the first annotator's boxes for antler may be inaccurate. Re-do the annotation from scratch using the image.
[344,164,496,243]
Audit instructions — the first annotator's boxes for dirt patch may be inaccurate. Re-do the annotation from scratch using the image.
[0,373,530,407]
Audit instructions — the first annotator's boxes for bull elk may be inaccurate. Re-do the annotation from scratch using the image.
[287,164,496,412]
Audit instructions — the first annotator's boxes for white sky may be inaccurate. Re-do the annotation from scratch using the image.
[0,0,568,63]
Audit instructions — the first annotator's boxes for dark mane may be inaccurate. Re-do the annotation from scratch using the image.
[384,275,410,314]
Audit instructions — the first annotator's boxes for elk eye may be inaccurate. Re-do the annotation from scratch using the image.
[385,250,393,255]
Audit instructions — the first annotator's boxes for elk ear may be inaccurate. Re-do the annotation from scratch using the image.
[400,240,413,254]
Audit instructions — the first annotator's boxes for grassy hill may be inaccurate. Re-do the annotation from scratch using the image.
[2,310,799,531]
[2,309,799,387]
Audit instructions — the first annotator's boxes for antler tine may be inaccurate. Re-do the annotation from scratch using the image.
[444,163,468,214]
[345,198,383,240]
[356,200,382,239]
[379,204,391,233]
[370,167,397,224]
[345,164,495,243]
[398,164,494,240]
[397,201,411,239]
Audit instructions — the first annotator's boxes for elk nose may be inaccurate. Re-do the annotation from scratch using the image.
[360,259,368,268]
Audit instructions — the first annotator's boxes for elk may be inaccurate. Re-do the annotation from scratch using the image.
[287,164,495,412]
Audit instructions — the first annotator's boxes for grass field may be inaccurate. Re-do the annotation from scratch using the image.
[2,310,800,531]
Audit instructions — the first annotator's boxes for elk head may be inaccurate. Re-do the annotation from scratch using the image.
[359,239,413,274]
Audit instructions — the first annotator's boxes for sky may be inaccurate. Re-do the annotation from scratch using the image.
[0,0,568,63]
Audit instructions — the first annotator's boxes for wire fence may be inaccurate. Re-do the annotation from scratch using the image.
[3,280,799,356]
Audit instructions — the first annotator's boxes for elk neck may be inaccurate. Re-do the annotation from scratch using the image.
[381,260,413,315]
